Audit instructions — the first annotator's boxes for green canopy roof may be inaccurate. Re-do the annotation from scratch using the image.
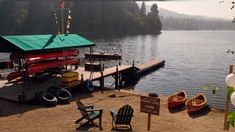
[0,34,95,53]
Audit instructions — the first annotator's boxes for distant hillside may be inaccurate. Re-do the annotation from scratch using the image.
[158,8,235,30]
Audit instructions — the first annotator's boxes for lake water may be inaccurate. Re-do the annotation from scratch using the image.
[0,30,235,110]
[93,30,235,110]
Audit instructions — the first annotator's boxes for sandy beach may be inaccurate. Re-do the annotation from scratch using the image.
[0,89,234,132]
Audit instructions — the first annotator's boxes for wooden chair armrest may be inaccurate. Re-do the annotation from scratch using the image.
[110,109,117,117]
[86,108,103,112]
[85,105,94,109]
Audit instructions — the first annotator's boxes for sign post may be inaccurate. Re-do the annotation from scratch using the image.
[140,96,160,131]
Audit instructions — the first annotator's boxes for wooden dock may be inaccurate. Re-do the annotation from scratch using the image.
[0,59,165,103]
[76,59,165,81]
[75,65,132,81]
[0,76,59,103]
[136,60,165,77]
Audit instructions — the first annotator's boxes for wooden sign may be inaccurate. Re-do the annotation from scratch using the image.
[140,96,160,115]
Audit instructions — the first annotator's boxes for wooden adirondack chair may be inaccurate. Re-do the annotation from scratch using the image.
[75,100,103,129]
[110,104,134,130]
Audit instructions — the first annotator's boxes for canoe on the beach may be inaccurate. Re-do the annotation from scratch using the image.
[167,90,187,110]
[185,93,207,114]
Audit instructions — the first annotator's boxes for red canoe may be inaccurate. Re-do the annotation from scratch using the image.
[7,58,80,82]
[10,49,79,64]
[167,90,187,110]
[185,93,207,114]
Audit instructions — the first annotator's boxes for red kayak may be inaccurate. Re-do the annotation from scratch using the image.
[7,58,80,82]
[10,49,79,64]
[27,58,79,74]
[7,71,23,82]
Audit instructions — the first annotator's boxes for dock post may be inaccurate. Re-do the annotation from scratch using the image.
[119,73,122,88]
[224,65,234,130]
[81,74,84,92]
[100,71,104,93]
[115,65,119,90]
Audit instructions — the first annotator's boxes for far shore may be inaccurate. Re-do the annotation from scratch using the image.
[0,88,234,132]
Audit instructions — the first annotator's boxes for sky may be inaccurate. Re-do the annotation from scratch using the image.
[141,0,235,20]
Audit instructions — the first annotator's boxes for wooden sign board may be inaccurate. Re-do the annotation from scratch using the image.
[140,96,160,115]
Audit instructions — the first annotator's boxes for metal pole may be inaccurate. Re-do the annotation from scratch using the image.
[223,65,233,130]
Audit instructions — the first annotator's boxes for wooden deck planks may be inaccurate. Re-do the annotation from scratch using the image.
[136,60,165,70]
[0,59,165,102]
[75,65,132,81]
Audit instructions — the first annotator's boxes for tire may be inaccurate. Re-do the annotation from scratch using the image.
[47,86,61,95]
[34,92,44,104]
[56,89,72,104]
[41,92,58,107]
[86,79,94,92]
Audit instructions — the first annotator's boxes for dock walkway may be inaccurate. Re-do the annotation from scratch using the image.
[75,65,132,81]
[0,59,165,103]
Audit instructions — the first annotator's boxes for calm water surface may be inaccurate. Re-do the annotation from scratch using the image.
[93,30,235,110]
[0,31,234,109]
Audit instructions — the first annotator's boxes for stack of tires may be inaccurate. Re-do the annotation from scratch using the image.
[34,86,72,107]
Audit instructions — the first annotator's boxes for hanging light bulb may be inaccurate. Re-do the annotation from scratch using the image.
[226,73,235,89]
[68,15,72,20]
[231,92,235,106]
[54,11,60,34]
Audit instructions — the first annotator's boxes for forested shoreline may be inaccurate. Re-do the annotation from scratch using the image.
[0,0,162,36]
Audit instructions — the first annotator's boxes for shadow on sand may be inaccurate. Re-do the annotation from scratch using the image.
[0,86,115,117]
[75,122,103,131]
[169,106,186,113]
[111,127,133,131]
[188,105,211,118]
[0,87,98,117]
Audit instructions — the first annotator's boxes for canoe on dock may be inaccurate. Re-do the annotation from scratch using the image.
[167,90,187,110]
[10,49,79,64]
[7,58,80,82]
[185,93,207,114]
[85,52,121,60]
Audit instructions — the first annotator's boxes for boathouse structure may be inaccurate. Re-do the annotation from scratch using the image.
[0,34,165,103]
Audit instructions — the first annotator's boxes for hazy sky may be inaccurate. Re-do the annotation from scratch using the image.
[142,0,235,20]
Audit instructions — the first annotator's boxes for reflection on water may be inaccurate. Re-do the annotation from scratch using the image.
[92,31,235,110]
[1,31,235,110]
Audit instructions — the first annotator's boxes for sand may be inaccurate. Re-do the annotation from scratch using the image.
[0,89,234,132]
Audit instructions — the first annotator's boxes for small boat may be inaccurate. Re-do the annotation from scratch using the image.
[167,90,187,110]
[85,52,121,60]
[185,93,207,114]
[10,49,79,64]
[7,58,80,82]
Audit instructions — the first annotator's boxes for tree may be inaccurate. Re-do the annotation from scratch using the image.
[0,1,162,35]
[140,1,146,16]
[146,3,162,33]
[149,4,159,18]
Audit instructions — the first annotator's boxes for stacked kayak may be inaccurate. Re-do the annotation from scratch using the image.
[7,50,80,82]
